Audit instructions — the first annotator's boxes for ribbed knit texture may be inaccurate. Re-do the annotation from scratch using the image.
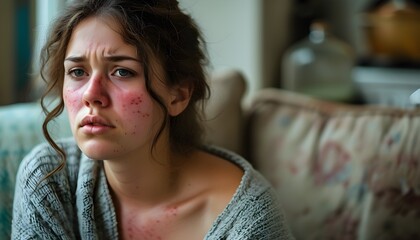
[12,138,293,239]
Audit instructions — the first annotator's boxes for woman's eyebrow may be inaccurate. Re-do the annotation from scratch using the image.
[64,55,141,62]
[104,55,141,62]
[64,56,85,62]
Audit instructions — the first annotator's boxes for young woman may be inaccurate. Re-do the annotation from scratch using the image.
[12,0,293,239]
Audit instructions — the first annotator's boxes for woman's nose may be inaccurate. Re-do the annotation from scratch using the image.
[82,74,110,108]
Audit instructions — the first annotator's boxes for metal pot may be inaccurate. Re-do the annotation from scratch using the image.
[362,0,420,63]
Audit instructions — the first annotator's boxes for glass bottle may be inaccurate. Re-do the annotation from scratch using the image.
[282,20,356,102]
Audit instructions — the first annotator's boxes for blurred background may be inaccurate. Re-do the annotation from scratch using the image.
[1,0,419,107]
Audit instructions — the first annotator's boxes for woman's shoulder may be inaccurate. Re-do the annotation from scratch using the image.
[204,145,277,203]
[15,138,82,193]
[201,145,282,215]
[12,138,83,239]
[202,145,272,193]
[203,145,295,239]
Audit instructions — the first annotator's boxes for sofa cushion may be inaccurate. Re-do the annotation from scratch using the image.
[246,88,420,240]
[0,101,71,238]
[204,69,246,155]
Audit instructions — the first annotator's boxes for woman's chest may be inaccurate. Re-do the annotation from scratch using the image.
[117,201,211,240]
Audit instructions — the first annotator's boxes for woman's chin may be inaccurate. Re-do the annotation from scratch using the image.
[77,138,123,160]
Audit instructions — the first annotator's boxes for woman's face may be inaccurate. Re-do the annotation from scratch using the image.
[63,16,169,160]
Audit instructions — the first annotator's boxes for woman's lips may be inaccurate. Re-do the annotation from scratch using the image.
[79,115,115,135]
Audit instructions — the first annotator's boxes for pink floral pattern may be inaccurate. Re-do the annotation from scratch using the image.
[314,141,350,186]
[247,89,420,240]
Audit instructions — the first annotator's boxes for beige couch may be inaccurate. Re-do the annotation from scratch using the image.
[207,70,420,239]
[1,69,420,239]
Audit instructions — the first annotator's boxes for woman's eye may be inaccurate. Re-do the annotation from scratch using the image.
[114,69,133,77]
[69,69,86,77]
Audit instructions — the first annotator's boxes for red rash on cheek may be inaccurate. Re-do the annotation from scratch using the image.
[119,93,152,137]
[130,96,143,105]
[123,94,151,118]
[63,89,81,113]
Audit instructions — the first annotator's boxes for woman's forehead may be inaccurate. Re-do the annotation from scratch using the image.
[66,16,137,59]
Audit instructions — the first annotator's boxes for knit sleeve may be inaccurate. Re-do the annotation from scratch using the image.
[11,142,79,240]
[239,190,294,239]
[225,187,295,240]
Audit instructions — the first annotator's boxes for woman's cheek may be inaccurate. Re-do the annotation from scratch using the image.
[120,93,153,136]
[63,88,82,126]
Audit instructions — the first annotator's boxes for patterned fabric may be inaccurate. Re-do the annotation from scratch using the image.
[12,139,294,239]
[246,88,420,240]
[0,102,71,239]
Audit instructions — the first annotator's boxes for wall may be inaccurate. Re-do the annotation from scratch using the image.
[261,0,292,89]
[32,0,68,77]
[30,0,69,98]
[179,0,292,101]
[0,0,15,105]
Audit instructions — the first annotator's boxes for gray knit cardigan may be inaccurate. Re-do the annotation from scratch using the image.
[12,138,294,239]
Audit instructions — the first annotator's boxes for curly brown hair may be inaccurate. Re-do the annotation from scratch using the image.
[40,0,210,175]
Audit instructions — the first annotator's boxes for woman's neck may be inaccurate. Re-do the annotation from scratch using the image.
[103,143,185,208]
